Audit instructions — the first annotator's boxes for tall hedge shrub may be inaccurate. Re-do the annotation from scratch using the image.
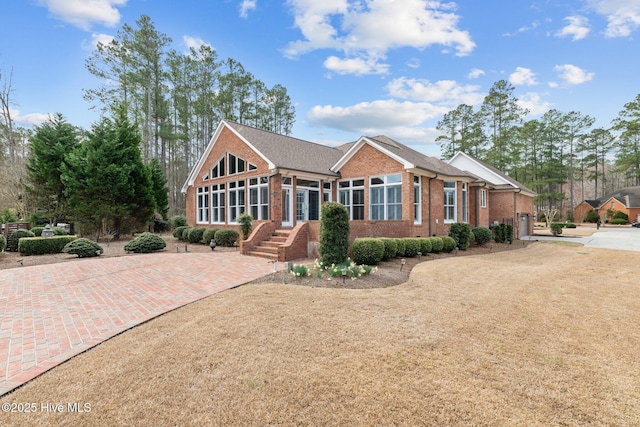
[319,202,350,266]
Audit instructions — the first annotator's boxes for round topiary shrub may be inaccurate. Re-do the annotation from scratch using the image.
[430,237,444,253]
[52,227,68,235]
[0,234,6,252]
[319,202,350,266]
[181,227,192,241]
[472,226,492,246]
[31,226,45,237]
[585,210,599,223]
[404,238,422,257]
[379,238,398,260]
[124,232,167,253]
[188,227,206,244]
[393,238,406,257]
[551,223,563,236]
[441,236,457,252]
[419,238,432,255]
[203,228,219,245]
[63,238,104,258]
[173,225,190,239]
[170,215,187,228]
[215,229,239,247]
[7,229,35,252]
[351,238,385,265]
[449,222,472,250]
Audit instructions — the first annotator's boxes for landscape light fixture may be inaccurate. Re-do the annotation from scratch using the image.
[17,259,24,266]
[341,268,347,283]
[400,259,406,271]
[209,239,216,251]
[175,243,179,253]
[417,251,422,260]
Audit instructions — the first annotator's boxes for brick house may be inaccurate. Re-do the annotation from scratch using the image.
[182,120,536,261]
[574,187,640,223]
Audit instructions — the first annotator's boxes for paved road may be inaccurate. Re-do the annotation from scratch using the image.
[528,226,640,252]
[0,252,275,397]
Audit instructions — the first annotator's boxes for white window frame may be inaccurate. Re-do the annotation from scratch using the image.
[211,184,225,224]
[197,186,209,224]
[462,183,468,223]
[444,181,457,223]
[249,177,269,220]
[323,182,332,203]
[414,176,422,224]
[369,174,402,220]
[480,189,487,208]
[228,180,246,223]
[211,156,225,178]
[338,178,365,220]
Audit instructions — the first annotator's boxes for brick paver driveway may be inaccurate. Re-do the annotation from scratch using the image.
[0,252,275,396]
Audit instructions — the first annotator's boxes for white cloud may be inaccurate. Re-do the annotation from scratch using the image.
[517,92,552,116]
[386,78,484,106]
[587,0,640,37]
[406,58,421,69]
[10,108,51,127]
[509,67,538,86]
[324,55,389,75]
[554,64,594,85]
[284,0,475,75]
[183,35,212,53]
[240,0,257,18]
[38,0,126,30]
[503,20,540,37]
[556,15,590,40]
[81,32,114,51]
[468,68,485,79]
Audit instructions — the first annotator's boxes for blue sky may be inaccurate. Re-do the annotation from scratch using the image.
[2,0,640,156]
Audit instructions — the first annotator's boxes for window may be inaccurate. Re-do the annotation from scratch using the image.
[414,176,421,224]
[323,182,332,203]
[197,186,209,223]
[211,184,225,223]
[338,179,364,220]
[228,153,246,175]
[370,174,402,220]
[462,183,468,223]
[211,157,225,178]
[444,181,456,223]
[480,189,487,208]
[228,180,245,223]
[249,177,269,220]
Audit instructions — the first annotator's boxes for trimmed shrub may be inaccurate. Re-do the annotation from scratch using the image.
[318,202,350,266]
[151,217,170,233]
[551,223,563,236]
[238,213,253,240]
[430,237,444,253]
[609,218,628,225]
[173,225,190,239]
[585,210,600,223]
[394,238,406,257]
[472,227,492,246]
[63,238,104,258]
[379,238,398,260]
[449,222,472,250]
[351,238,385,265]
[613,211,629,221]
[7,229,35,252]
[0,234,7,252]
[494,223,513,243]
[215,229,239,247]
[441,236,457,253]
[203,228,219,245]
[31,226,45,237]
[18,236,77,255]
[124,232,167,253]
[419,238,432,255]
[170,215,187,228]
[188,227,206,244]
[52,227,68,235]
[563,223,577,228]
[181,227,192,241]
[404,238,422,257]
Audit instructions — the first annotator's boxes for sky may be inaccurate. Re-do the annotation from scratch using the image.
[1,0,640,157]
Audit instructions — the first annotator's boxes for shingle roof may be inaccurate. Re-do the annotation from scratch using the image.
[454,152,537,195]
[226,121,342,176]
[594,187,640,208]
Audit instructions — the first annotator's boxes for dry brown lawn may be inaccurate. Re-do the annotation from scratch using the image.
[1,242,639,426]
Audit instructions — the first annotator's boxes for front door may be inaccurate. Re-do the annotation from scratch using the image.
[296,189,308,221]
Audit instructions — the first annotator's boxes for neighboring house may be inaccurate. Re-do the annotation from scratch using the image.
[575,187,640,223]
[182,120,537,261]
[448,152,537,239]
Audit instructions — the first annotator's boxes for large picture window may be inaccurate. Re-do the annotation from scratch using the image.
[444,181,456,223]
[211,184,225,223]
[338,179,364,220]
[249,177,269,220]
[197,186,209,223]
[228,180,245,223]
[370,174,402,220]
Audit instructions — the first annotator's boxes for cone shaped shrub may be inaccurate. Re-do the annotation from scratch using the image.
[319,202,350,265]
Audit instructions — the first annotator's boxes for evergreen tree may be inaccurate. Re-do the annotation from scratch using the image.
[62,106,155,240]
[612,94,640,186]
[148,157,169,220]
[25,113,80,223]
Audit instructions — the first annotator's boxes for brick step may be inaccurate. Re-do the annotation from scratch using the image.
[254,245,279,254]
[246,250,278,260]
[268,236,287,243]
[261,241,284,248]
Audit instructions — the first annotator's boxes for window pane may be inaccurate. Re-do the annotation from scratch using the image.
[371,177,384,185]
[387,174,401,184]
[353,179,364,187]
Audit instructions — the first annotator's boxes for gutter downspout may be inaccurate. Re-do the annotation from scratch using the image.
[429,174,438,236]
